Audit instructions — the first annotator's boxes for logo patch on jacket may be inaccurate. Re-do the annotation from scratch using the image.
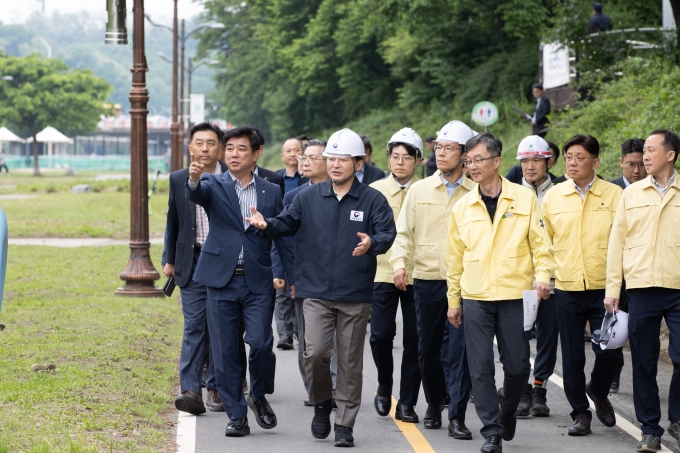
[350,210,364,221]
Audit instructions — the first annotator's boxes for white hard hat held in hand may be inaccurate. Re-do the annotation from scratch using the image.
[435,120,475,145]
[592,310,629,350]
[387,127,423,159]
[517,135,552,160]
[323,129,366,158]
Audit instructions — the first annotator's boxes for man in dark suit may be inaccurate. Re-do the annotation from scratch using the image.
[186,126,295,437]
[357,135,388,185]
[275,138,309,194]
[531,84,551,138]
[163,122,236,415]
[612,138,646,190]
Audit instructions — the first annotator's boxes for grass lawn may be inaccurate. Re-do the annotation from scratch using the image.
[0,245,183,452]
[0,172,168,239]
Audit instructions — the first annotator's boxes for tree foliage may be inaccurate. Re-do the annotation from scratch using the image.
[0,53,111,175]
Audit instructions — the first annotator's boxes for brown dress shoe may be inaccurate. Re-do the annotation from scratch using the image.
[586,382,616,427]
[206,389,224,412]
[175,390,206,415]
[568,413,592,436]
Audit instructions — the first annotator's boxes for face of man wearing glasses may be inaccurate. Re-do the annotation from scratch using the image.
[619,151,646,183]
[435,140,465,174]
[388,144,419,183]
[465,142,500,184]
[300,145,327,182]
[564,144,599,186]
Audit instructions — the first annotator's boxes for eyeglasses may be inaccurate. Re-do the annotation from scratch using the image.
[563,155,595,163]
[435,144,462,154]
[298,156,326,163]
[389,155,416,163]
[462,156,497,166]
[624,162,645,170]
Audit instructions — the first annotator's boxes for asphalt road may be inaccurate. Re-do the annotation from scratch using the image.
[190,311,677,453]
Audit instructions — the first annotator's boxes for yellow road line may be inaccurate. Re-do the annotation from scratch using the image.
[389,396,437,453]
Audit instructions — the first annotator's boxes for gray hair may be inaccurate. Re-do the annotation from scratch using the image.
[465,132,503,158]
[304,139,327,149]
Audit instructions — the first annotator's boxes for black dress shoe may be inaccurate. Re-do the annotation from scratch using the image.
[374,385,392,416]
[610,366,622,393]
[423,403,444,429]
[246,392,277,429]
[480,434,502,453]
[277,336,294,350]
[311,399,333,439]
[586,381,616,427]
[225,417,250,437]
[444,391,451,407]
[448,419,472,440]
[516,383,532,417]
[394,403,419,423]
[497,388,517,441]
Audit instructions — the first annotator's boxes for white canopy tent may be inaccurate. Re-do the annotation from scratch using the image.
[0,127,24,153]
[27,126,74,156]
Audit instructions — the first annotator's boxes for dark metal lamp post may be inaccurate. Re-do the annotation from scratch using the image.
[106,0,164,297]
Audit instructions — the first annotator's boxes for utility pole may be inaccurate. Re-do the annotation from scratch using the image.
[170,0,181,172]
[179,19,186,168]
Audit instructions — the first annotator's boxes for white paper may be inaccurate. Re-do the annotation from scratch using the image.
[523,290,539,331]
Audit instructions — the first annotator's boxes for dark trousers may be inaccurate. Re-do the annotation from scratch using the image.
[207,275,276,420]
[414,279,470,418]
[464,299,530,438]
[370,282,421,406]
[627,287,680,436]
[529,293,558,381]
[179,248,214,393]
[442,314,471,421]
[555,289,623,419]
[0,164,8,173]
[274,287,297,340]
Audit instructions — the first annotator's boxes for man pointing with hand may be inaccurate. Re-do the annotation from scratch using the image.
[246,128,396,448]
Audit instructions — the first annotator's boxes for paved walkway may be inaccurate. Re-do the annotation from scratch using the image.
[9,238,164,247]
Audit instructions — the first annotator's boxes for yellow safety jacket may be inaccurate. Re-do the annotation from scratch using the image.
[542,177,622,291]
[447,176,555,308]
[370,174,419,284]
[606,172,680,298]
[390,171,476,281]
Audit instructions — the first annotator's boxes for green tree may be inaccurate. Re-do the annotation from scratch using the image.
[0,53,111,176]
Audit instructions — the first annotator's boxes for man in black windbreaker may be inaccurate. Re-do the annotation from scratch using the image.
[246,128,396,448]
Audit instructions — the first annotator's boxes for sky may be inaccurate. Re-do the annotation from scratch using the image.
[0,0,205,24]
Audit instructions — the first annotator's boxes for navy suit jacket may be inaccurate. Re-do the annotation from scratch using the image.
[361,163,387,185]
[611,177,626,190]
[532,97,551,135]
[275,168,309,191]
[162,162,227,288]
[256,166,285,194]
[185,173,295,293]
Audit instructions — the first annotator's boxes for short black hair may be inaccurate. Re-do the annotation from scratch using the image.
[593,2,602,13]
[465,132,502,158]
[189,122,223,143]
[304,139,327,150]
[425,136,435,143]
[621,138,644,158]
[359,135,373,154]
[388,142,419,159]
[281,138,304,152]
[296,134,311,142]
[650,129,680,163]
[532,83,544,91]
[563,134,600,158]
[223,126,264,153]
[547,141,560,160]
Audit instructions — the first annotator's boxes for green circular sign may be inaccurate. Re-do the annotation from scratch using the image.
[471,101,499,127]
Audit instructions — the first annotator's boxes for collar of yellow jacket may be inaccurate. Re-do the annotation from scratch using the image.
[432,169,476,191]
[467,175,515,206]
[560,174,605,197]
[638,171,680,191]
[385,173,420,196]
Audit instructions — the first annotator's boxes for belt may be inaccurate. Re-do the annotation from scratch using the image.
[235,265,245,275]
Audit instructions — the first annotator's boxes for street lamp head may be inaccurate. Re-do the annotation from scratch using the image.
[208,60,220,65]
[105,0,128,45]
[209,23,227,29]
[1,76,13,81]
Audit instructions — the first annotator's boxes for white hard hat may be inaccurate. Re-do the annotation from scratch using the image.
[323,128,366,157]
[387,127,423,159]
[592,310,629,350]
[517,135,552,160]
[436,120,475,145]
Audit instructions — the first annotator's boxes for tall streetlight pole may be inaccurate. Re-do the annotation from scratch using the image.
[106,0,163,297]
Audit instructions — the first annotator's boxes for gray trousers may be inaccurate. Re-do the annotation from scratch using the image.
[294,298,337,394]
[463,298,531,438]
[304,298,371,428]
[274,287,297,340]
